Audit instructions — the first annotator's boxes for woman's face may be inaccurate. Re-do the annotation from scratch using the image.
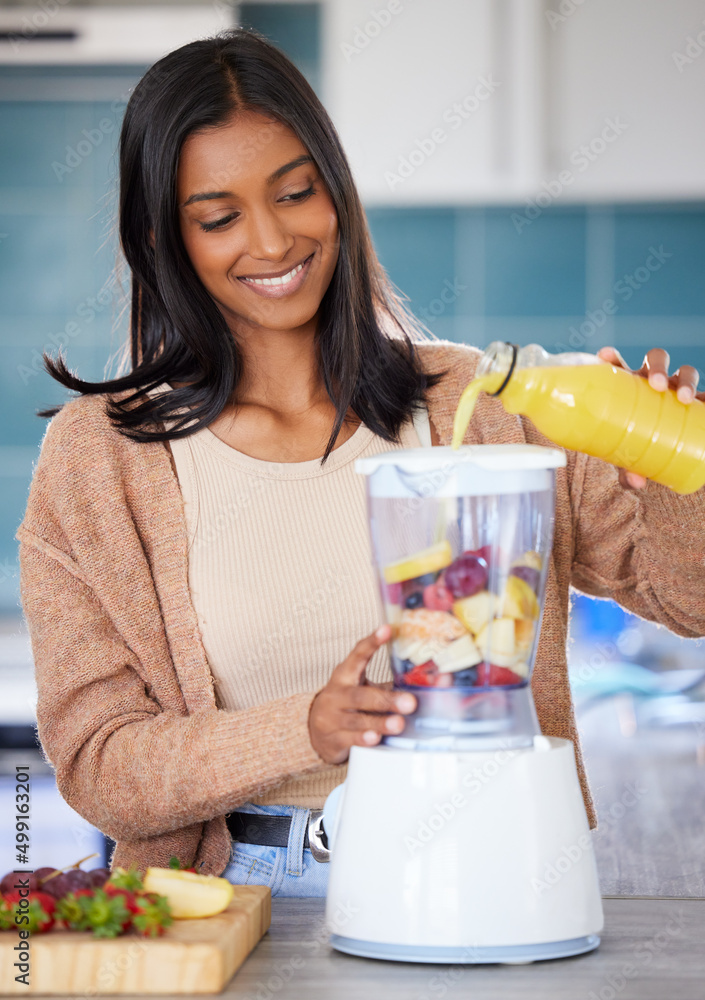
[176,109,339,336]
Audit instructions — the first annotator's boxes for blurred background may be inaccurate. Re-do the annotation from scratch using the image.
[0,0,703,890]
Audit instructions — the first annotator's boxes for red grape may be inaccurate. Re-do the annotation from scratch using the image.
[444,553,488,598]
[88,868,110,888]
[63,870,93,892]
[34,867,58,884]
[474,544,493,566]
[1,871,37,894]
[41,873,72,899]
[510,565,540,592]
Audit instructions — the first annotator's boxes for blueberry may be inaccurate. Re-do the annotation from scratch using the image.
[404,592,424,609]
[452,667,478,686]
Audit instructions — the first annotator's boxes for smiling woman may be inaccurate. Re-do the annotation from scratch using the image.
[16,25,705,901]
[17,27,452,893]
[38,27,444,462]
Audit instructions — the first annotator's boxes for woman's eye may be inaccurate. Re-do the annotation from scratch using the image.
[199,213,238,232]
[281,185,314,202]
[197,186,314,232]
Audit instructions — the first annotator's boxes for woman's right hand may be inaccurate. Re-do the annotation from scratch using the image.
[308,624,417,764]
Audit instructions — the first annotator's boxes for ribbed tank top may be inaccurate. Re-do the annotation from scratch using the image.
[169,411,427,807]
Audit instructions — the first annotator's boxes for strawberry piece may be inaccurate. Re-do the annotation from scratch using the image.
[422,580,455,612]
[475,663,524,687]
[5,890,56,934]
[132,891,173,938]
[403,660,439,687]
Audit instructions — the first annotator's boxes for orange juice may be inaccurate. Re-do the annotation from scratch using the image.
[452,363,705,495]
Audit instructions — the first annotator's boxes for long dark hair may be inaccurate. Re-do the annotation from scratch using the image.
[40,27,446,462]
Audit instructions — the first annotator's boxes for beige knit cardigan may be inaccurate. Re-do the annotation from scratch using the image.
[17,341,705,876]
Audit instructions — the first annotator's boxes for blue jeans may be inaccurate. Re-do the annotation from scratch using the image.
[221,803,330,897]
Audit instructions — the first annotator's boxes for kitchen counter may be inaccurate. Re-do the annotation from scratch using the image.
[217,896,705,1000]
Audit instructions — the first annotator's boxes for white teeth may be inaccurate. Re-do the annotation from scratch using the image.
[243,259,306,287]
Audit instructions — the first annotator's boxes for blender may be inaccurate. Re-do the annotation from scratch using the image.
[322,444,604,963]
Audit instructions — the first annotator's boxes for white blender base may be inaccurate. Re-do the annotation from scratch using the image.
[324,737,604,964]
[329,932,600,964]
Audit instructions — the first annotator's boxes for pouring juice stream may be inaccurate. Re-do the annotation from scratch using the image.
[451,343,705,495]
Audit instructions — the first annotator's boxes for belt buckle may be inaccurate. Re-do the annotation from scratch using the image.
[307,809,330,863]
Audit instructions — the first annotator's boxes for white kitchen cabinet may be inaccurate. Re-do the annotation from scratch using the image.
[321,0,544,205]
[321,0,705,204]
[545,0,705,200]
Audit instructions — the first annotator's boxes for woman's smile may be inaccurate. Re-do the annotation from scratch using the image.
[237,251,315,298]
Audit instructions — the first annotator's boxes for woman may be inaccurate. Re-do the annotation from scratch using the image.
[17,28,705,897]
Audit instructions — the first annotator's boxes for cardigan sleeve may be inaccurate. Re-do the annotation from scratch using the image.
[18,530,329,843]
[569,451,705,637]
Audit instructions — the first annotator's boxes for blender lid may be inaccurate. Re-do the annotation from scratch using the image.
[355,444,567,477]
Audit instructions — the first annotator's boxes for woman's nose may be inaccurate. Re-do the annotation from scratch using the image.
[244,205,294,261]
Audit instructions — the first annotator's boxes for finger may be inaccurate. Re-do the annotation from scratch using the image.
[597,346,630,370]
[346,710,408,737]
[347,685,416,715]
[643,348,670,391]
[618,468,647,490]
[673,364,700,403]
[334,625,391,685]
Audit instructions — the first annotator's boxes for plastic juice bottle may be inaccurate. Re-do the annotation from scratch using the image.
[452,341,705,495]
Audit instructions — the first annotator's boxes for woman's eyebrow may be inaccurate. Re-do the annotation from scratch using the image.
[180,155,314,207]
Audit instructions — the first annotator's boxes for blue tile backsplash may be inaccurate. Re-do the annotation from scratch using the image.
[1,49,704,613]
[483,208,587,318]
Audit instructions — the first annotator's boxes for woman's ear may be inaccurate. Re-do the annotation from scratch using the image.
[148,228,155,250]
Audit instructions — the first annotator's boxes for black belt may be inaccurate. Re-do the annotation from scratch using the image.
[226,811,312,848]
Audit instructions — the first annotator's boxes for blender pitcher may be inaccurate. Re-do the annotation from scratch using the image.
[356,443,566,750]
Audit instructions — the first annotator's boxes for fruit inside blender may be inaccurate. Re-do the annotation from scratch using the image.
[370,487,551,746]
[383,541,542,691]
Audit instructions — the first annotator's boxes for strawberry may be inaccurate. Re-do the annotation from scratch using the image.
[403,660,439,687]
[423,580,455,612]
[106,865,144,892]
[132,891,173,938]
[71,887,133,938]
[168,856,196,873]
[475,663,524,687]
[5,890,56,934]
[55,890,92,930]
[103,885,139,930]
[0,895,13,931]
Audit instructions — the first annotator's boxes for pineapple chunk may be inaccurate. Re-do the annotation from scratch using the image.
[452,591,496,636]
[476,617,518,668]
[383,541,453,585]
[499,575,539,620]
[435,634,483,674]
[512,550,543,571]
[515,618,536,656]
[142,868,234,918]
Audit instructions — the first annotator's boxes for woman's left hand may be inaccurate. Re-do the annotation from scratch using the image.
[597,346,704,490]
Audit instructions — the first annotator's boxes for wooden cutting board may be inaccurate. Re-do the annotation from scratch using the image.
[0,885,270,995]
